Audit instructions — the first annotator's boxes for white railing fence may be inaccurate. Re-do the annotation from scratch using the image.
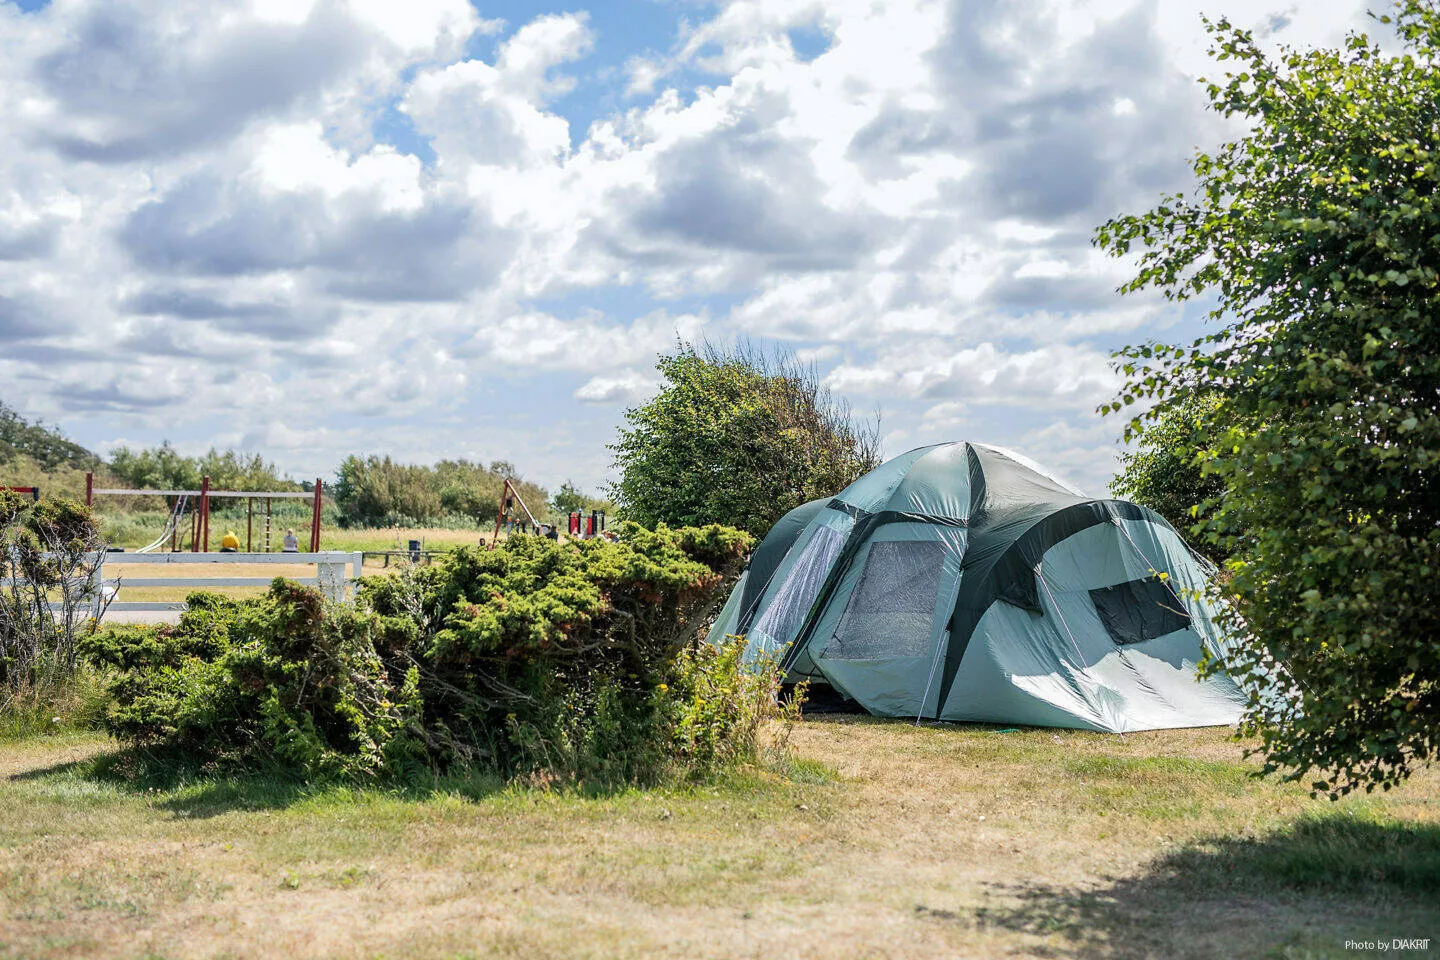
[101,552,365,613]
[5,552,367,616]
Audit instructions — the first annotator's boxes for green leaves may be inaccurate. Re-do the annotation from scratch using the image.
[610,343,881,536]
[1098,1,1440,798]
[1109,393,1235,565]
[333,456,550,528]
[108,442,294,493]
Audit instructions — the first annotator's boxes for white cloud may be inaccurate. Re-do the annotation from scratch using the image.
[346,0,479,55]
[0,0,1378,493]
[250,121,424,211]
[574,369,661,404]
[402,14,593,174]
[826,341,1121,408]
[458,310,705,370]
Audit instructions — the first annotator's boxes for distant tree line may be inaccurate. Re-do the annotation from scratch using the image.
[331,455,609,528]
[0,401,100,472]
[107,442,300,493]
[0,401,618,530]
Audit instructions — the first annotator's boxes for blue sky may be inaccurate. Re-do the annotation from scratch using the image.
[0,0,1378,495]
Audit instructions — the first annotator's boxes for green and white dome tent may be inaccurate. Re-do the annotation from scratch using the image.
[706,441,1247,732]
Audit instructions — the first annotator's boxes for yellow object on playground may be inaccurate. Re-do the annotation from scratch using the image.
[221,530,240,551]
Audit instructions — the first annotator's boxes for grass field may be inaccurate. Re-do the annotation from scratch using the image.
[315,527,491,554]
[1,720,1435,959]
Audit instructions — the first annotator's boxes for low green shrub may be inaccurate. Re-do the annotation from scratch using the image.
[82,524,790,786]
[83,584,421,778]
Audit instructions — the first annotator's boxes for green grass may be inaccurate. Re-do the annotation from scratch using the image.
[0,670,110,742]
[317,525,491,553]
[0,721,1435,959]
[1163,807,1440,893]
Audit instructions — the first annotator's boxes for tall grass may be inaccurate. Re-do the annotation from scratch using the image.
[0,666,111,740]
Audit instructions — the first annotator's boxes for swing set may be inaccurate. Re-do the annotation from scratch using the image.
[84,471,325,552]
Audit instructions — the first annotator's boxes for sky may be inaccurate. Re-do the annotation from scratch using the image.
[0,0,1382,496]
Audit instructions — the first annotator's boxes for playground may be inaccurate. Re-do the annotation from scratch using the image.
[68,472,347,620]
[83,472,325,555]
[19,472,611,619]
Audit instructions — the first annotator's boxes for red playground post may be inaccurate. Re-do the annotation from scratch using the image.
[199,475,210,552]
[310,478,323,552]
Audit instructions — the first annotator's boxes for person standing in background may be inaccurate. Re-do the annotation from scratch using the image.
[282,528,299,552]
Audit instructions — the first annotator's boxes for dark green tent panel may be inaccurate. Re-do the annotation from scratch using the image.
[706,442,1245,732]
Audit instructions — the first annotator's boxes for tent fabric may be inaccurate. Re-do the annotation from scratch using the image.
[736,498,828,625]
[707,441,1246,732]
[707,497,829,653]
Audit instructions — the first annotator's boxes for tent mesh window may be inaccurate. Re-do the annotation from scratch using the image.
[827,541,946,659]
[750,524,848,648]
[1089,577,1191,645]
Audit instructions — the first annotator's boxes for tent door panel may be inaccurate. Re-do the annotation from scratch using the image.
[808,526,966,718]
[746,516,851,655]
[826,541,947,660]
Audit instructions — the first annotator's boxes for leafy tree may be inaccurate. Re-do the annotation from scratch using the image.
[434,459,549,524]
[1110,393,1235,563]
[550,480,610,517]
[551,480,588,515]
[108,442,198,491]
[332,456,549,527]
[332,455,441,527]
[611,342,881,536]
[1,491,108,690]
[196,449,300,491]
[1095,4,1440,797]
[437,482,492,521]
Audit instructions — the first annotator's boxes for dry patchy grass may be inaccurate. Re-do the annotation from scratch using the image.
[0,721,1436,959]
